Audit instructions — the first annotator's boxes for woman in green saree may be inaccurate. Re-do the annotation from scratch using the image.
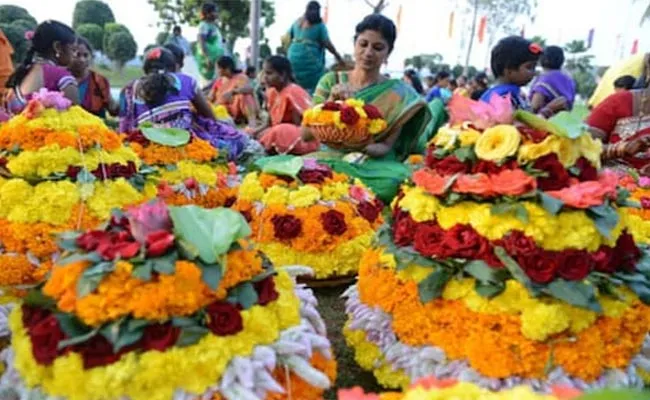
[303,14,432,202]
[194,3,225,82]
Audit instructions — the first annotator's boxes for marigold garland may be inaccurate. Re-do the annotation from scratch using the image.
[128,138,217,165]
[9,271,302,400]
[356,250,650,381]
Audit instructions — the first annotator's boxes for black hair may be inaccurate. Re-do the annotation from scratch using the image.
[434,71,450,83]
[404,69,424,95]
[305,1,322,24]
[264,55,295,82]
[449,79,458,89]
[163,43,184,68]
[138,47,178,106]
[173,25,181,33]
[202,3,217,17]
[246,66,256,76]
[541,45,565,70]
[6,20,76,89]
[474,72,488,87]
[614,75,636,90]
[216,56,242,74]
[490,36,541,78]
[76,36,94,55]
[354,14,397,54]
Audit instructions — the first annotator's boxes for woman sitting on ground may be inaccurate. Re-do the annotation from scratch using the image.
[302,14,431,202]
[209,56,259,126]
[118,47,254,160]
[5,20,78,114]
[249,55,319,155]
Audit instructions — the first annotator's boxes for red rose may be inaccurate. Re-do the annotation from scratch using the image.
[339,106,360,125]
[574,157,598,182]
[557,249,593,281]
[66,165,82,179]
[592,246,615,273]
[393,211,418,246]
[22,305,51,329]
[96,234,141,261]
[501,231,537,257]
[642,197,650,209]
[141,322,181,352]
[321,210,348,236]
[533,153,570,191]
[109,215,130,230]
[224,196,237,207]
[363,104,382,119]
[518,250,560,283]
[28,313,66,365]
[441,224,490,259]
[0,158,7,168]
[429,155,470,175]
[205,301,243,336]
[357,201,381,223]
[612,231,641,272]
[472,160,518,174]
[518,126,548,143]
[156,181,175,198]
[255,276,279,305]
[414,222,449,258]
[298,169,333,184]
[76,230,111,251]
[240,210,253,222]
[145,230,175,257]
[271,215,303,240]
[322,101,342,111]
[76,334,121,369]
[125,131,150,146]
[184,177,199,190]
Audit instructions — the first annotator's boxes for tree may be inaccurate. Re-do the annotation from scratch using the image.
[103,23,130,54]
[563,39,596,98]
[363,0,389,13]
[529,35,547,47]
[73,0,115,29]
[146,0,276,52]
[0,5,37,26]
[105,31,137,71]
[156,32,170,46]
[404,53,444,72]
[77,24,105,52]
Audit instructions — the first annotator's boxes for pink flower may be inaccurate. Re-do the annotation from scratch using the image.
[126,200,172,243]
[349,185,371,202]
[546,172,617,208]
[447,92,514,130]
[24,30,34,40]
[640,176,650,188]
[337,387,380,400]
[29,89,72,111]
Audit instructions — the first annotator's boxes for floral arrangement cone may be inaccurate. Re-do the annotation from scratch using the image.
[343,96,650,391]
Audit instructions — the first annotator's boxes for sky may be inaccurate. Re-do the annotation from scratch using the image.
[6,0,650,72]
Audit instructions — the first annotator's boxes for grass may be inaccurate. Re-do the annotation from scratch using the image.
[94,64,142,88]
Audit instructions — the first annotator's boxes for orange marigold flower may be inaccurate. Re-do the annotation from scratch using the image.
[0,254,36,286]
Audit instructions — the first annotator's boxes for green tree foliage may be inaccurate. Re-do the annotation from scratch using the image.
[0,6,37,64]
[103,23,130,54]
[564,39,597,99]
[77,23,105,52]
[146,0,275,52]
[105,31,138,70]
[0,5,37,26]
[156,32,170,46]
[529,35,547,47]
[0,23,29,64]
[72,0,115,29]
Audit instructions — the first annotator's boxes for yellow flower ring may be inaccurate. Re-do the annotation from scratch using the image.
[3,271,337,400]
[234,171,384,279]
[342,249,650,390]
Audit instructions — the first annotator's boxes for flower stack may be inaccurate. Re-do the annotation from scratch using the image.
[343,96,650,391]
[232,156,384,280]
[617,172,650,244]
[0,201,336,400]
[302,98,388,147]
[0,90,145,298]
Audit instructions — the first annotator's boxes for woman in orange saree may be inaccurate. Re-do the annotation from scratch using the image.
[209,56,258,126]
[251,56,320,155]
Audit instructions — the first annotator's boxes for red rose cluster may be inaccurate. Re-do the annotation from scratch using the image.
[393,211,641,284]
[22,275,279,369]
[76,224,174,261]
[124,130,151,146]
[321,102,382,125]
[66,161,138,181]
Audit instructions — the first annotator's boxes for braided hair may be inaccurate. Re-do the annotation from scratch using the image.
[137,47,179,106]
[5,20,76,89]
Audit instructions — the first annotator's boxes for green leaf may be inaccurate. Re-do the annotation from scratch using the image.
[146,252,178,275]
[490,203,529,223]
[24,289,56,309]
[57,328,98,350]
[57,232,81,252]
[474,281,505,298]
[587,203,620,239]
[494,246,534,290]
[76,168,97,184]
[453,146,475,162]
[576,389,650,400]
[83,261,115,277]
[464,260,508,284]
[55,313,92,338]
[58,252,102,266]
[126,319,149,332]
[141,127,190,147]
[169,206,251,264]
[548,111,586,139]
[543,279,603,312]
[99,320,122,345]
[76,273,104,298]
[172,317,198,328]
[250,269,276,283]
[198,261,223,290]
[539,192,564,215]
[418,269,452,304]
[228,282,259,309]
[254,155,304,178]
[132,263,153,281]
[114,326,144,352]
[176,326,210,347]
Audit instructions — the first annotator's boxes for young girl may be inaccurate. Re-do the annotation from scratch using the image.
[119,47,252,160]
[70,36,118,118]
[250,55,319,155]
[5,20,78,114]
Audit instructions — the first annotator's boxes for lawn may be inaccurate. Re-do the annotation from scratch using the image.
[95,64,142,89]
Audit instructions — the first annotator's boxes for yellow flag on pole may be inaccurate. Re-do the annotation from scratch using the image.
[396,4,403,33]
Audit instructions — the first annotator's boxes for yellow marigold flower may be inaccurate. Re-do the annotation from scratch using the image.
[521,303,570,341]
[578,134,603,169]
[432,126,458,150]
[288,185,321,207]
[262,185,289,205]
[368,119,387,135]
[474,124,521,162]
[398,187,440,222]
[86,179,144,221]
[321,182,350,201]
[158,161,222,185]
[458,128,481,147]
[238,173,265,201]
[345,99,365,108]
[212,104,231,120]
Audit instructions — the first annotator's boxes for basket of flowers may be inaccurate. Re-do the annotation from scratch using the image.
[302,99,387,147]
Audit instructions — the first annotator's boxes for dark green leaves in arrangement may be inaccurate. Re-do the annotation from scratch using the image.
[418,269,452,303]
[227,282,259,310]
[543,279,602,312]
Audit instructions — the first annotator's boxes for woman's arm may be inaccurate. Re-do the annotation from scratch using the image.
[364,103,424,158]
[192,89,217,119]
[324,40,343,63]
[530,92,547,113]
[62,85,79,105]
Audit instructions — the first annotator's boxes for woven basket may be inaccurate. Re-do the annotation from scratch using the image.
[309,124,372,147]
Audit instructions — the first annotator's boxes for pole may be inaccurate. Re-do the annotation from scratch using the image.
[250,0,261,68]
[464,0,479,75]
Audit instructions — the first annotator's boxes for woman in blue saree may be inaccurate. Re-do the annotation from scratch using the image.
[302,14,432,202]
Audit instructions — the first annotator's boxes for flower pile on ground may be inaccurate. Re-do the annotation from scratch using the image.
[343,95,650,392]
[617,172,650,244]
[0,200,336,400]
[229,156,384,280]
[0,90,146,298]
